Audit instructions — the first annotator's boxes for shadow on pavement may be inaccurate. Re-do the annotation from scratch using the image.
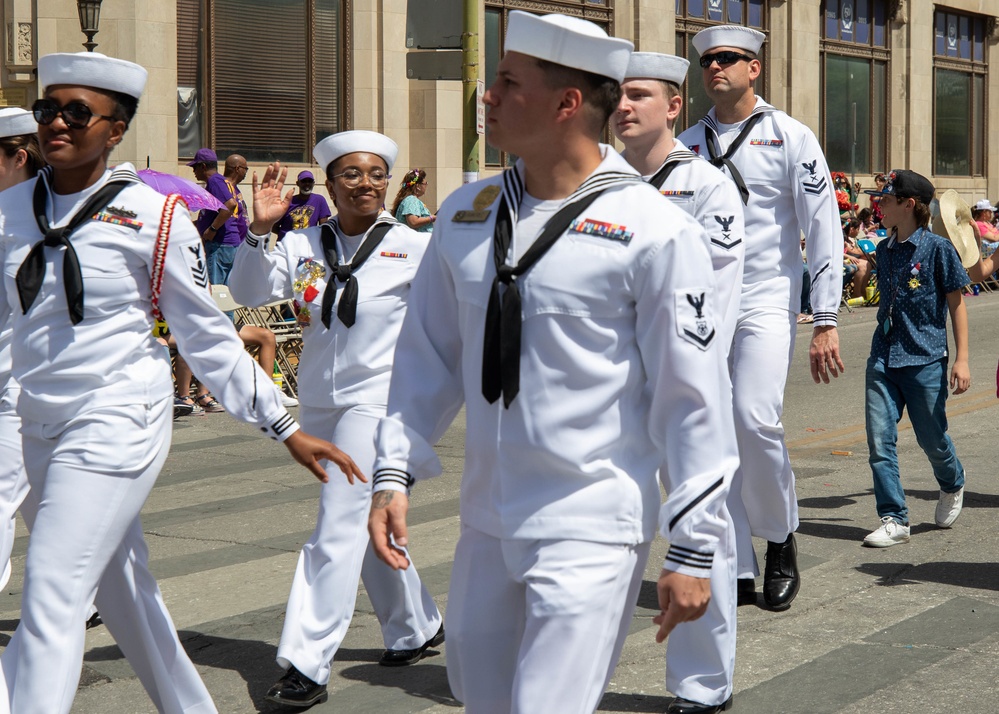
[796,518,871,542]
[598,692,674,712]
[338,661,461,708]
[856,562,999,592]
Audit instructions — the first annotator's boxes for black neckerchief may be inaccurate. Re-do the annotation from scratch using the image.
[319,216,397,328]
[646,148,699,190]
[481,166,641,408]
[701,109,769,205]
[16,166,138,325]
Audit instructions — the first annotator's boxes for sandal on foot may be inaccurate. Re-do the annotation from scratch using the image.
[195,394,225,413]
[178,395,205,416]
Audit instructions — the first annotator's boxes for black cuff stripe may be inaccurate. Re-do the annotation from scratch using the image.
[665,554,713,570]
[668,477,725,532]
[373,468,414,488]
[668,545,714,562]
[272,413,295,435]
[245,234,260,248]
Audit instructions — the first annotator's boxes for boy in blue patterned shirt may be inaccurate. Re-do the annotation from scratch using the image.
[861,170,969,547]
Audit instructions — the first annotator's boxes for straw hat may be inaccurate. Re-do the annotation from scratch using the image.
[933,190,979,269]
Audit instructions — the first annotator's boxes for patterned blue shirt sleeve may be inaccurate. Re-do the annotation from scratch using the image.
[937,239,970,295]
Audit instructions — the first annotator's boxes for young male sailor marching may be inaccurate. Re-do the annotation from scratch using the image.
[614,51,743,714]
[368,11,739,714]
[678,25,844,613]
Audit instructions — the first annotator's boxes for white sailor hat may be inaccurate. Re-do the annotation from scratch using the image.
[38,52,147,99]
[0,108,36,138]
[624,52,690,86]
[505,11,634,83]
[692,25,766,55]
[313,130,399,175]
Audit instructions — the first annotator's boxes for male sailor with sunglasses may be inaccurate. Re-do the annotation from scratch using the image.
[367,12,739,714]
[678,26,843,615]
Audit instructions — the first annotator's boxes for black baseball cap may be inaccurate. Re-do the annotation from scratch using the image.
[863,169,935,204]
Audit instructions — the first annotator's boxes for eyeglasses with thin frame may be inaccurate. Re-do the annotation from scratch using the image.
[331,169,391,189]
[698,51,754,69]
[32,99,116,130]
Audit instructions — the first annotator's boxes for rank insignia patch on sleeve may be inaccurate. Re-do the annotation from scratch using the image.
[674,289,716,350]
[800,159,828,196]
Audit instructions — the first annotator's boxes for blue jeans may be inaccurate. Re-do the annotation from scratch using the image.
[865,356,964,524]
[205,241,237,285]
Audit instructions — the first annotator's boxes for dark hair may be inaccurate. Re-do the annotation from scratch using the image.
[843,219,860,236]
[895,196,931,228]
[0,133,44,177]
[534,59,621,135]
[972,208,990,221]
[106,89,139,128]
[391,168,428,216]
[857,207,872,223]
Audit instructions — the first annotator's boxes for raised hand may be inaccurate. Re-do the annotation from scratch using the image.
[250,162,295,234]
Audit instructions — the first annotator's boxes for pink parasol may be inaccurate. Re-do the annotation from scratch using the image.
[138,169,225,212]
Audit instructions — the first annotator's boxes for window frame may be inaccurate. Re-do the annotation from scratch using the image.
[818,0,891,177]
[931,9,988,178]
[177,0,352,164]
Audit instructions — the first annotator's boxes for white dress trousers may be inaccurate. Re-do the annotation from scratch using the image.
[445,525,650,714]
[730,306,800,560]
[664,501,736,705]
[0,399,216,714]
[0,387,27,591]
[276,404,442,685]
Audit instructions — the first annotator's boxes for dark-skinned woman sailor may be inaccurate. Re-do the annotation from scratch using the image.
[0,52,362,714]
[230,131,442,708]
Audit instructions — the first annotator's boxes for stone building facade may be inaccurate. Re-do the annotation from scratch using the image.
[0,0,995,209]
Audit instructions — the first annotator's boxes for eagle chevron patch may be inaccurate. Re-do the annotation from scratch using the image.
[674,288,717,351]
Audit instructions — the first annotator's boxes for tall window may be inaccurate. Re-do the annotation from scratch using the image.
[177,0,349,163]
[819,0,889,176]
[933,9,987,177]
[674,0,768,129]
[483,1,614,167]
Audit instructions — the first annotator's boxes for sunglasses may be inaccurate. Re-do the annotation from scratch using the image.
[32,99,115,130]
[698,51,754,69]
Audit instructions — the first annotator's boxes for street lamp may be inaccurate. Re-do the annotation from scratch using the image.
[77,0,104,52]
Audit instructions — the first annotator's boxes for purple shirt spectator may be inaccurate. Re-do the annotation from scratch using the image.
[195,173,242,246]
[274,193,332,240]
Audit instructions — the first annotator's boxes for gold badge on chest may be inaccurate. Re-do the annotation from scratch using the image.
[473,185,501,211]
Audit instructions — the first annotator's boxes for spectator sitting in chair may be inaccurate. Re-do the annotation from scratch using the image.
[973,199,999,259]
[844,219,872,299]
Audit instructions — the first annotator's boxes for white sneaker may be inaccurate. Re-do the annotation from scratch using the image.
[935,486,964,528]
[280,393,299,408]
[863,517,910,548]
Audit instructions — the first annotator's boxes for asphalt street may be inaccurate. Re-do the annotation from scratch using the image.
[3,294,999,713]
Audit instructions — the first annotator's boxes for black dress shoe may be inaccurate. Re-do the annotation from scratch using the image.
[667,695,733,713]
[379,624,445,667]
[736,578,756,606]
[265,666,328,708]
[85,612,103,630]
[763,533,799,611]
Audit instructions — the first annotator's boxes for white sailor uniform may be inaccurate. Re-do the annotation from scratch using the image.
[371,148,740,713]
[228,212,442,686]
[643,140,745,706]
[0,163,301,714]
[0,323,27,593]
[645,139,745,350]
[678,98,842,568]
